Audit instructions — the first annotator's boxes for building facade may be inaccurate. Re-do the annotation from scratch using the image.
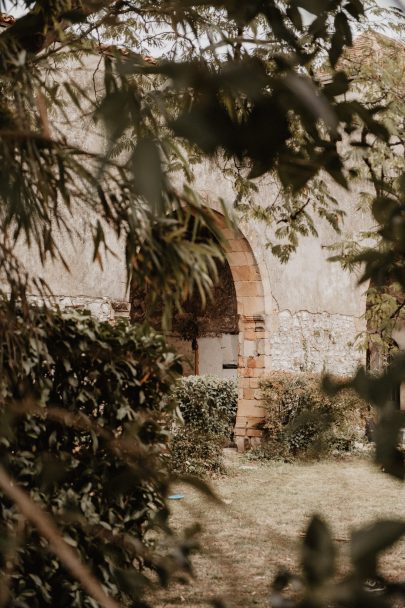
[2,17,384,449]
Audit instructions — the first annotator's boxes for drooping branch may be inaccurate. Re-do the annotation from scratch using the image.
[0,465,122,608]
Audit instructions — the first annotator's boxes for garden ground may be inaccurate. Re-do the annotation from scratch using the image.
[154,452,405,608]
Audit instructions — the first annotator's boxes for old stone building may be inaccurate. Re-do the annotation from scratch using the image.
[16,153,372,449]
[2,13,401,449]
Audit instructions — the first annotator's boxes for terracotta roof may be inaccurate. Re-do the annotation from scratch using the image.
[341,30,402,65]
[317,30,403,83]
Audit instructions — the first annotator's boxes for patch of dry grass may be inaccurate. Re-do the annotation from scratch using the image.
[153,455,405,608]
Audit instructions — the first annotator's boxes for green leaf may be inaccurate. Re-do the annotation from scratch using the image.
[283,73,339,134]
[278,156,318,191]
[286,6,303,30]
[335,11,353,47]
[132,139,165,214]
[323,72,350,98]
[344,0,365,19]
[372,196,399,225]
[329,30,343,67]
[374,409,405,480]
[351,520,405,578]
[294,0,326,16]
[302,515,336,586]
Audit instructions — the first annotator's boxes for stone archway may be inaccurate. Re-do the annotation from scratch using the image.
[130,210,268,450]
[214,213,267,450]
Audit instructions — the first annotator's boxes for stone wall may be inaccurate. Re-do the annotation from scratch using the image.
[4,55,374,451]
[30,295,130,322]
[270,310,364,374]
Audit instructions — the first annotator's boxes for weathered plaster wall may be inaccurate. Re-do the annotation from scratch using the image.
[190,161,371,375]
[269,310,364,374]
[13,212,129,321]
[8,54,373,370]
[1,52,376,451]
[9,55,129,321]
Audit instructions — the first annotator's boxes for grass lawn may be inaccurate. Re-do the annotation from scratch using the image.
[153,453,405,608]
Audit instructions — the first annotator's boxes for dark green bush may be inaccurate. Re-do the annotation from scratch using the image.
[170,375,237,476]
[255,371,370,460]
[0,304,191,607]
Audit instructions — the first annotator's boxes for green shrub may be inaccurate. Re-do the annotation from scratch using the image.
[0,305,189,607]
[256,371,371,460]
[170,375,237,475]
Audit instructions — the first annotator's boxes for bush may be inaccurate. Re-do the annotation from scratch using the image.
[170,375,237,476]
[255,372,371,460]
[0,305,189,607]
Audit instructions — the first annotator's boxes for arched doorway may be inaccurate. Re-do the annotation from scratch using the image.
[165,256,239,378]
[216,212,267,450]
[130,210,267,450]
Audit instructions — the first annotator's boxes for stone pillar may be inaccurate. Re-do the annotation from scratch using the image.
[234,314,267,452]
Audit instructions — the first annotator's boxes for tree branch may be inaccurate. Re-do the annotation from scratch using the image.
[0,465,122,608]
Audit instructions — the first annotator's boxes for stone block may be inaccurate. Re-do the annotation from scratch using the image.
[250,437,262,448]
[235,437,246,452]
[237,399,266,417]
[243,387,255,400]
[253,368,265,377]
[243,340,256,357]
[237,281,262,297]
[239,378,250,388]
[240,296,265,316]
[247,355,265,369]
[227,252,250,267]
[239,368,251,378]
[246,416,265,428]
[247,357,257,368]
[238,240,252,252]
[257,355,266,368]
[242,329,257,341]
[232,266,251,282]
[222,228,236,240]
[240,367,265,378]
[234,416,248,429]
[228,238,250,253]
[234,416,264,437]
[214,214,227,229]
[247,429,263,438]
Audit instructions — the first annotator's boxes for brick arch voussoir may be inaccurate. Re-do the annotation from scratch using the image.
[211,212,267,451]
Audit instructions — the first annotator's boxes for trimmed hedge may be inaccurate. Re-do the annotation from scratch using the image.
[255,371,371,459]
[170,375,237,476]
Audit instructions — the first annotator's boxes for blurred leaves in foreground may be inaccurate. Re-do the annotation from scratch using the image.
[271,515,405,608]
